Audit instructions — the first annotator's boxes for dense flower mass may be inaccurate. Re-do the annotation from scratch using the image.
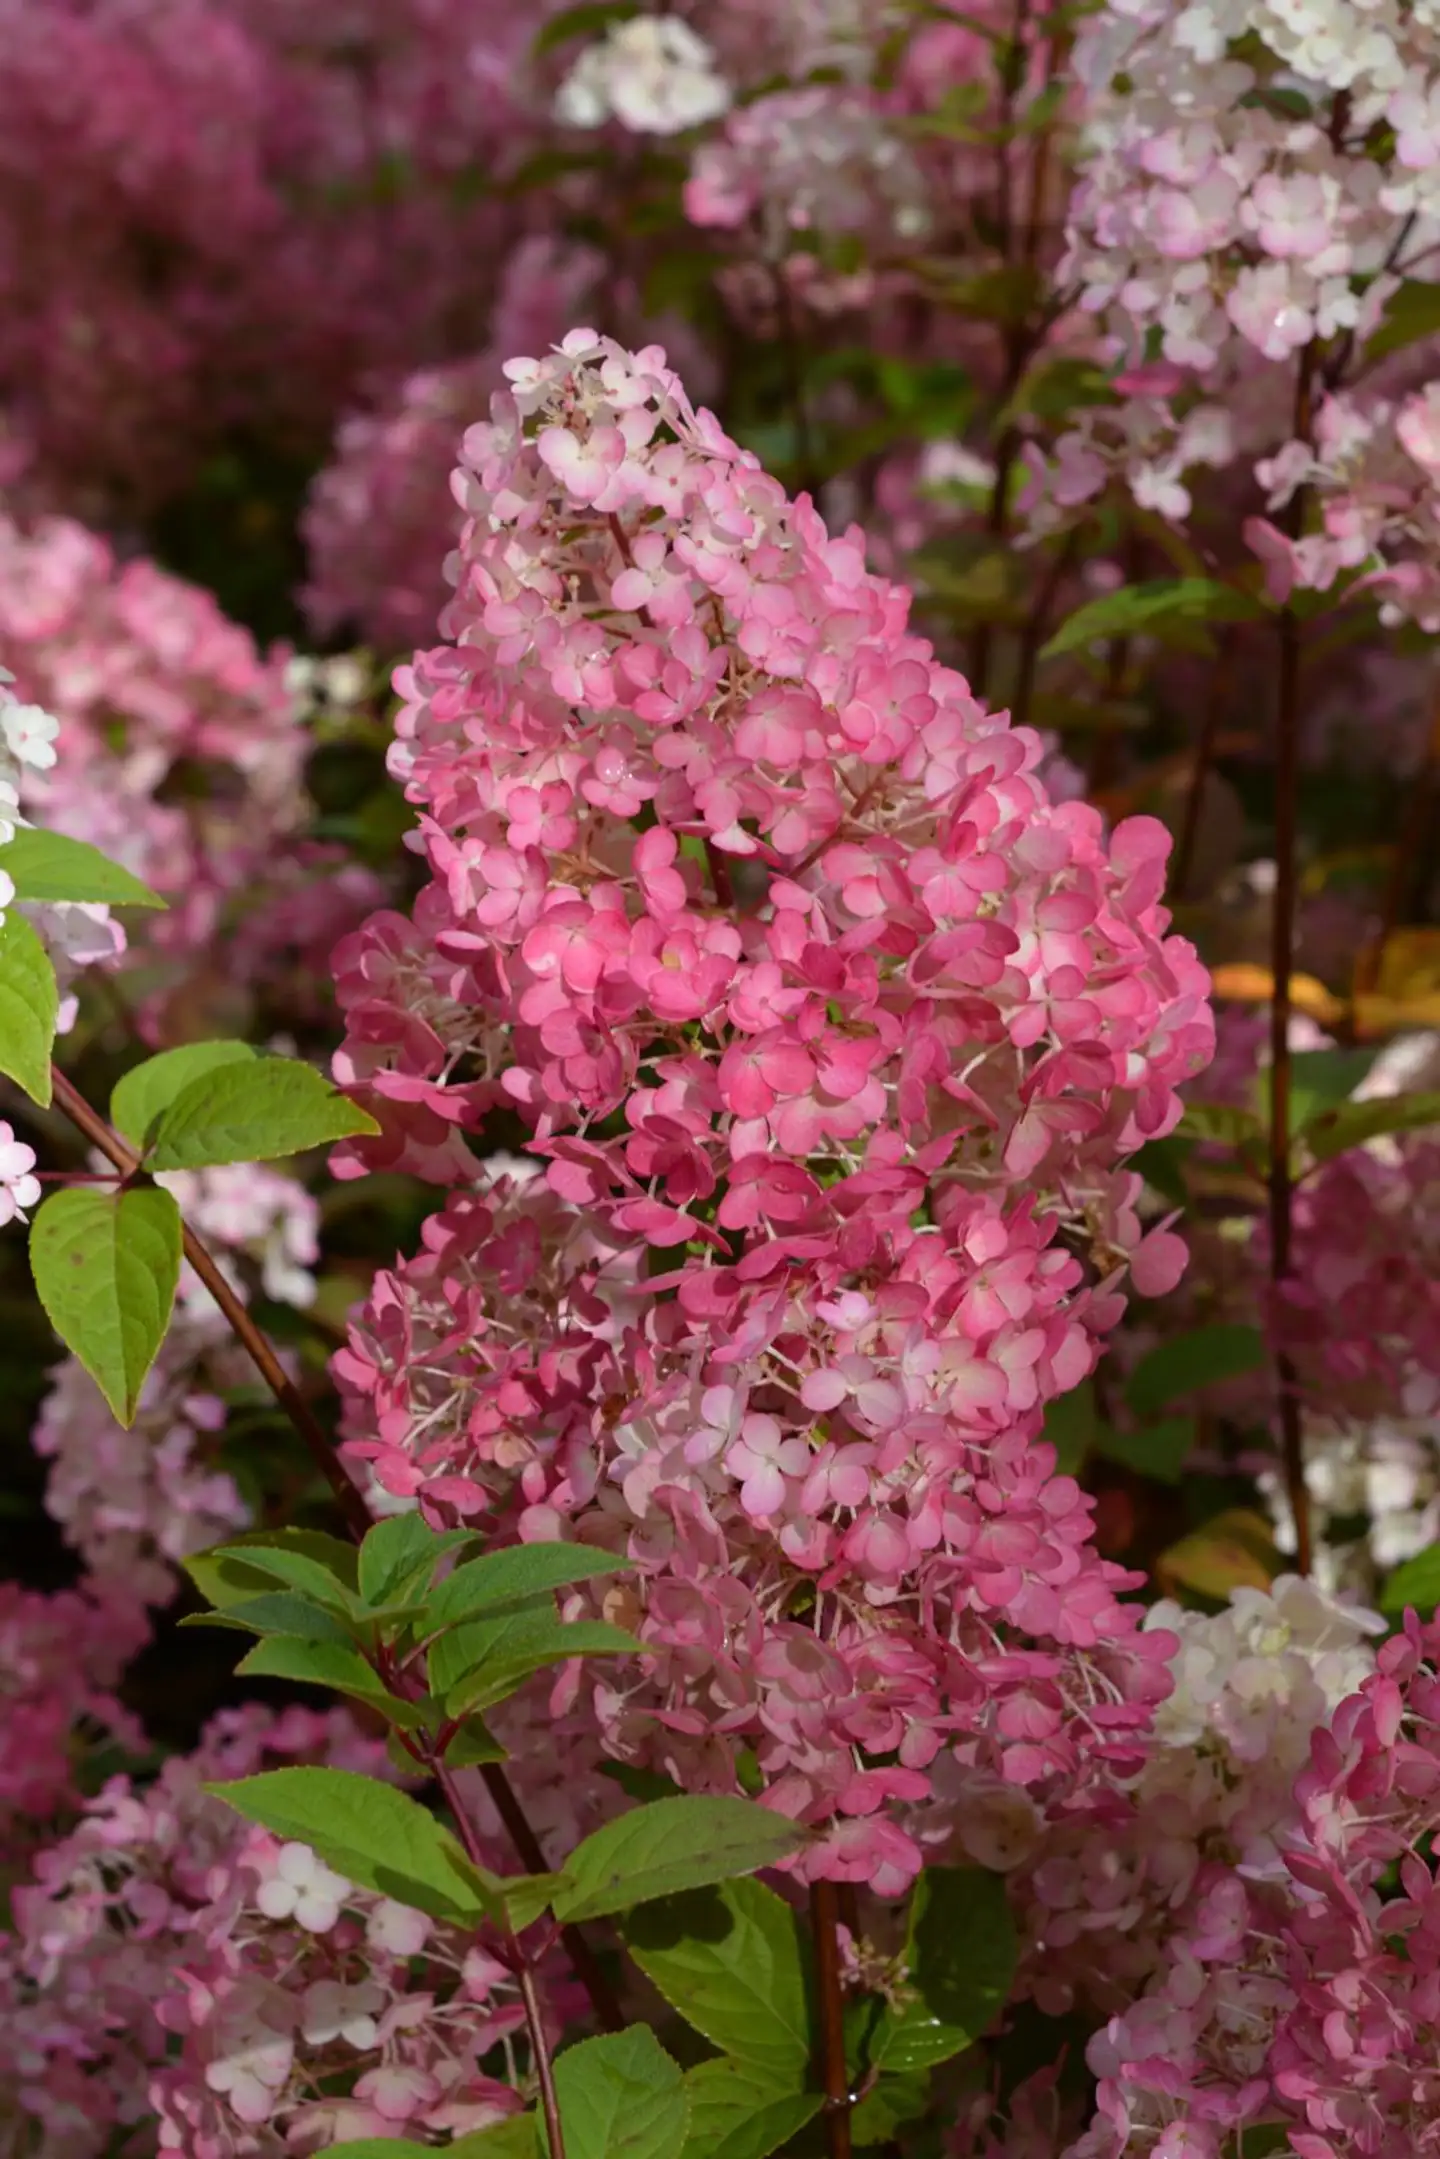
[331,329,1214,1889]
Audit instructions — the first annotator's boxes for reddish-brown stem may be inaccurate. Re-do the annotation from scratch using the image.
[434,1760,567,2159]
[810,1881,853,2159]
[46,1061,626,2033]
[705,838,735,911]
[1268,348,1318,1580]
[1171,638,1235,903]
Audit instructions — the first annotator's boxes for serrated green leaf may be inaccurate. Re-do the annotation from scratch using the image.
[501,1872,571,1931]
[851,2069,932,2146]
[1286,1048,1376,1134]
[624,1881,813,2082]
[234,1637,429,1725]
[0,826,166,909]
[358,1514,475,1608]
[1041,579,1259,661]
[184,1527,358,1609]
[325,2128,538,2159]
[29,1187,181,1425]
[549,2029,689,2159]
[1302,1090,1440,1165]
[0,909,57,1104]
[145,1055,379,1170]
[201,1541,361,1613]
[205,1766,497,1923]
[110,1041,257,1149]
[870,1868,1016,2075]
[1381,1543,1440,1619]
[1126,1325,1266,1417]
[680,2060,821,2159]
[216,1592,358,1644]
[439,1615,638,1719]
[554,1797,808,1925]
[424,1543,633,1630]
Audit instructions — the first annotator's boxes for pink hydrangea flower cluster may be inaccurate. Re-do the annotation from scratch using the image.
[1074,1603,1440,2159]
[0,511,305,965]
[331,329,1213,1891]
[32,1166,321,1605]
[0,0,565,516]
[0,1582,148,1846]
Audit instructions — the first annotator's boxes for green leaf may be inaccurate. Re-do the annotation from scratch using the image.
[359,1514,475,1608]
[326,2130,540,2159]
[1381,1542,1440,1619]
[1092,1415,1195,1484]
[234,1638,430,1726]
[206,1766,497,1923]
[183,1527,358,1609]
[1125,1324,1266,1417]
[680,2061,821,2159]
[110,1041,257,1149]
[1158,1509,1282,1601]
[28,1187,181,1425]
[0,909,57,1105]
[1301,1090,1440,1165]
[553,1796,807,1925]
[199,1591,358,1644]
[1040,1380,1098,1476]
[1286,1048,1376,1133]
[623,1880,813,2082]
[532,1,639,55]
[0,826,166,909]
[1175,1101,1267,1153]
[425,1543,633,1630]
[1365,278,1440,364]
[870,1868,1016,2076]
[438,1614,638,1718]
[851,2070,932,2147]
[145,1055,379,1170]
[1041,579,1258,661]
[1130,1135,1192,1209]
[441,1716,510,1768]
[201,1541,361,1613]
[550,2029,689,2159]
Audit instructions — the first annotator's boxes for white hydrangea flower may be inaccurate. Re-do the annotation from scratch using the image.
[252,1841,353,1932]
[555,17,730,136]
[0,697,60,771]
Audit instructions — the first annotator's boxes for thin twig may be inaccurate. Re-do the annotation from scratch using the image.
[1268,354,1318,1580]
[46,1061,626,2033]
[435,1761,567,2159]
[810,1881,853,2159]
[1171,636,1235,903]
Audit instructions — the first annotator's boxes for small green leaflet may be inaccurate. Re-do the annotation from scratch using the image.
[110,1040,257,1150]
[1301,1091,1440,1166]
[435,1612,638,1719]
[233,1638,430,1727]
[183,1526,358,1608]
[0,827,166,909]
[623,1880,813,2084]
[205,1766,500,1923]
[29,1186,181,1424]
[1041,578,1258,661]
[1092,1415,1195,1484]
[1381,1543,1440,1619]
[553,1796,808,1925]
[145,1055,379,1170]
[1040,1379,1098,1476]
[0,908,58,1105]
[1364,278,1440,364]
[532,0,640,53]
[357,1512,476,1607]
[549,2029,690,2159]
[324,2125,538,2159]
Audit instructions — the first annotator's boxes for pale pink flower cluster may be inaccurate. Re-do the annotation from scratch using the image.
[0,1582,148,1844]
[1063,0,1440,373]
[0,511,306,974]
[1071,1604,1440,2159]
[330,330,1212,1891]
[32,1166,320,1604]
